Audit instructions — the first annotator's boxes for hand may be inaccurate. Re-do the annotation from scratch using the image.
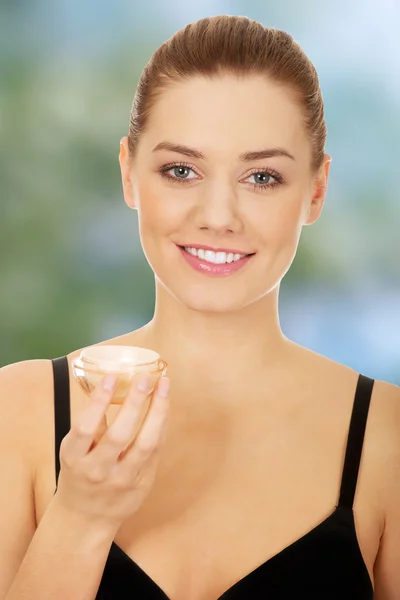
[54,371,170,529]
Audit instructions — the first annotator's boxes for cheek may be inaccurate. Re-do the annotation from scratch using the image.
[252,197,305,286]
[255,194,304,248]
[137,181,169,231]
[136,181,188,253]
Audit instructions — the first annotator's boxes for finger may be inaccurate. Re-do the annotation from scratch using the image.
[89,414,108,450]
[86,372,156,468]
[121,375,170,466]
[60,373,118,462]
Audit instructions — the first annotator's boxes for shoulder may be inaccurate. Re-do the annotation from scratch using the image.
[298,347,400,500]
[368,379,400,598]
[0,340,110,457]
[0,358,59,440]
[0,330,138,423]
[372,378,400,419]
[369,379,400,464]
[372,378,400,488]
[0,330,141,428]
[0,359,57,495]
[367,378,400,507]
[0,359,54,429]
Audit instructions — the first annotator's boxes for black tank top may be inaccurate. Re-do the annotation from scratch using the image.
[52,356,375,599]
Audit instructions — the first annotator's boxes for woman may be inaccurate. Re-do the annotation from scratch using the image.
[1,15,399,600]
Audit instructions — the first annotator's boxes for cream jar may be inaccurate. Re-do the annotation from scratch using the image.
[72,345,168,404]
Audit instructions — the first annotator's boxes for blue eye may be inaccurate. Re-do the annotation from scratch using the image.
[243,170,282,191]
[157,162,284,191]
[158,163,198,183]
[250,172,272,184]
[172,166,192,178]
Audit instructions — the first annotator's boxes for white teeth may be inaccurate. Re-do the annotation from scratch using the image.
[215,252,226,264]
[184,247,248,264]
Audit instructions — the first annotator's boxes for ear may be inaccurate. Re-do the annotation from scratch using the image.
[304,153,332,226]
[119,136,136,210]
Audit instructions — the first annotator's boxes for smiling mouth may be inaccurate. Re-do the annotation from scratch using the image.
[176,245,255,277]
[177,245,255,263]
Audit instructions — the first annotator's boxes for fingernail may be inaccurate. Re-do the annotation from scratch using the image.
[137,373,150,392]
[158,377,170,398]
[103,374,118,391]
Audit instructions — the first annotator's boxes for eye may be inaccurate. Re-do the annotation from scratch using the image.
[248,172,272,184]
[170,166,196,179]
[241,168,283,191]
[158,162,199,183]
[157,163,284,190]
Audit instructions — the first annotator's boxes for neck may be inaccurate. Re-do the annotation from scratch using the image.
[137,283,292,384]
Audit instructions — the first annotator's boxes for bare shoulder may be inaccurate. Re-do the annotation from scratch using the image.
[0,358,54,447]
[369,377,400,439]
[292,343,399,501]
[0,331,135,473]
[366,376,400,504]
[358,376,400,484]
[310,346,400,461]
[0,357,51,392]
[1,329,141,432]
[0,358,64,487]
[369,377,400,497]
[367,378,400,599]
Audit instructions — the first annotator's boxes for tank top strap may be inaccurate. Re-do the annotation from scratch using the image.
[337,373,375,510]
[51,356,71,492]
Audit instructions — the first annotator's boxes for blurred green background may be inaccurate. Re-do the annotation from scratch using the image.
[1,0,399,384]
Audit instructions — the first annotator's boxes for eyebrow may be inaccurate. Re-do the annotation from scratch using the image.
[152,141,296,162]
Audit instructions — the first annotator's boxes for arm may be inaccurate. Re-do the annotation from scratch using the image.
[6,497,117,600]
[0,361,37,597]
[373,381,400,600]
[0,361,117,600]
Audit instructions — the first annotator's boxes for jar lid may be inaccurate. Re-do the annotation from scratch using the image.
[80,345,160,370]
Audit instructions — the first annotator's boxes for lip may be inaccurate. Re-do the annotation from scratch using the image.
[177,243,253,255]
[177,245,254,277]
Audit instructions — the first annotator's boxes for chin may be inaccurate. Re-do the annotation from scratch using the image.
[160,276,256,314]
[146,241,276,313]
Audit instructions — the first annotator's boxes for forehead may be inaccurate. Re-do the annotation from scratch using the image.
[142,74,307,159]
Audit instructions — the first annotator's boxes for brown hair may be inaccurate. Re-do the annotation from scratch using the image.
[128,15,327,175]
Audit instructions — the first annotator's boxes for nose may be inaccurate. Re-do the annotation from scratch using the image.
[194,179,244,235]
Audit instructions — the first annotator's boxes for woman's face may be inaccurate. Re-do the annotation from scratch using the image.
[120,74,331,313]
